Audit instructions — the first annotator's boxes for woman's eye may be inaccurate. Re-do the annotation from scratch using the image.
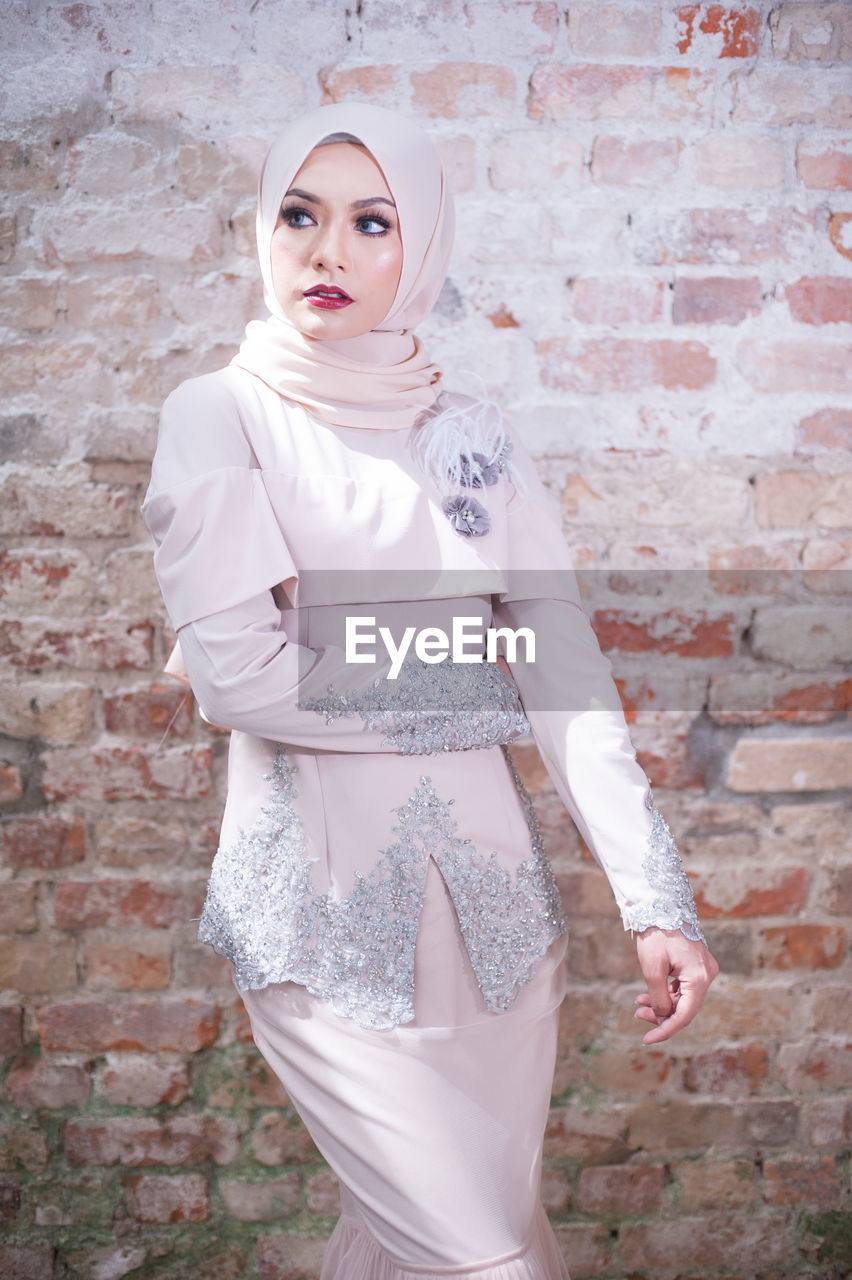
[280,206,314,228]
[356,214,391,236]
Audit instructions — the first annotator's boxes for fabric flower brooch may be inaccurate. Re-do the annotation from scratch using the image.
[412,397,523,540]
[441,440,513,538]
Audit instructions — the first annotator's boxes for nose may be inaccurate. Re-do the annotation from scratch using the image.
[312,218,350,272]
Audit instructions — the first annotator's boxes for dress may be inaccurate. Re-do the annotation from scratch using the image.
[142,365,705,1278]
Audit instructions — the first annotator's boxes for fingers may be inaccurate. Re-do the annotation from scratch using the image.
[637,981,702,1045]
[637,948,675,1020]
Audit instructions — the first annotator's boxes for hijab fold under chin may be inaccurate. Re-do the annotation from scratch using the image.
[231,102,454,430]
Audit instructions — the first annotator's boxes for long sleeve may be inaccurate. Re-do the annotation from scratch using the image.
[142,372,529,755]
[492,435,706,943]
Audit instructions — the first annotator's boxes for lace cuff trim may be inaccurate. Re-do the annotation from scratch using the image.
[622,792,707,945]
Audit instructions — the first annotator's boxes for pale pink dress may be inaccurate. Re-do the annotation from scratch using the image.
[142,367,705,1279]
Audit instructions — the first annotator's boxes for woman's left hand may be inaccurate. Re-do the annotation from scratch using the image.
[634,927,719,1045]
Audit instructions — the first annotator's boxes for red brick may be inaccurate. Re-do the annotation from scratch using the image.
[545,1106,630,1161]
[95,815,189,867]
[0,467,135,539]
[85,942,171,991]
[319,64,401,106]
[708,673,852,725]
[0,548,93,607]
[739,338,852,391]
[763,1156,843,1205]
[64,1115,242,1166]
[0,1245,55,1280]
[592,609,734,657]
[627,1100,742,1152]
[683,1044,768,1093]
[796,407,852,451]
[410,63,515,118]
[797,143,852,189]
[103,684,193,738]
[0,617,151,671]
[569,3,660,56]
[697,135,784,188]
[0,1007,23,1053]
[0,1123,49,1171]
[219,1174,300,1221]
[620,1214,788,1268]
[0,1179,21,1225]
[760,925,846,971]
[0,936,77,994]
[755,470,852,526]
[0,764,23,803]
[539,337,717,391]
[674,1158,756,1210]
[529,63,652,121]
[551,1224,611,1273]
[829,210,852,262]
[252,1111,319,1166]
[808,1096,852,1148]
[672,275,762,324]
[642,206,817,266]
[586,1048,673,1094]
[786,275,852,324]
[124,1172,209,1222]
[572,276,664,325]
[257,1234,328,1280]
[101,1054,190,1107]
[306,1168,340,1216]
[809,984,852,1035]
[565,922,639,980]
[41,744,212,802]
[738,1098,799,1147]
[205,1050,290,1109]
[5,1056,90,1109]
[591,136,681,186]
[678,5,761,57]
[778,1040,852,1092]
[769,4,852,63]
[579,1163,664,1215]
[481,304,519,330]
[555,867,618,918]
[54,878,206,929]
[1,816,85,870]
[693,866,809,917]
[37,1000,220,1053]
[0,883,37,933]
[824,866,852,916]
[728,740,852,793]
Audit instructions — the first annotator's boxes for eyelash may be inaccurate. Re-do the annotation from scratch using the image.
[279,206,392,236]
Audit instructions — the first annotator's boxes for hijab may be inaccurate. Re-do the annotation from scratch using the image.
[231,102,454,430]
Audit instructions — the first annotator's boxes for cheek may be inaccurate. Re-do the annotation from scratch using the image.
[373,241,404,294]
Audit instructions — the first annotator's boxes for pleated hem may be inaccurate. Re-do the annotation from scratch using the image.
[319,1204,570,1279]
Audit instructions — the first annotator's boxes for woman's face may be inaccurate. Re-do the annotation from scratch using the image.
[270,142,403,341]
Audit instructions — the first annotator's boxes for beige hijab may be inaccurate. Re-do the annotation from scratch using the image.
[231,102,454,430]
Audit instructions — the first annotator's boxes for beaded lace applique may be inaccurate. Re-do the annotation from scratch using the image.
[627,791,706,944]
[198,746,567,1029]
[300,656,530,755]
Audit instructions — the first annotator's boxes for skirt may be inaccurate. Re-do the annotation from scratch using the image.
[242,858,571,1279]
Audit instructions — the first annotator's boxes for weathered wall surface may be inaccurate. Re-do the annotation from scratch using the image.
[1,1,850,1277]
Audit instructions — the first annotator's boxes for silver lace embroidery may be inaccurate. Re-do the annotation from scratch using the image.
[435,746,567,1011]
[300,657,530,755]
[198,746,567,1029]
[627,791,706,944]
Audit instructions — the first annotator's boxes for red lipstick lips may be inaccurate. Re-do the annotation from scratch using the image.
[303,284,353,310]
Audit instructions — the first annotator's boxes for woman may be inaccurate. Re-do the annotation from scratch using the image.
[142,103,717,1279]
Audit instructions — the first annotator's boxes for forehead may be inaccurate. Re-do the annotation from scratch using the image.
[291,142,393,199]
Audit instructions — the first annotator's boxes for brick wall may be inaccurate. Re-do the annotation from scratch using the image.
[1,2,850,1277]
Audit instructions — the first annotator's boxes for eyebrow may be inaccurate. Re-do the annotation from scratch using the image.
[283,187,396,210]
